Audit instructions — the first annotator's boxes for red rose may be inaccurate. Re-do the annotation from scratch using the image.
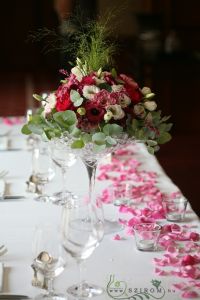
[120,74,142,104]
[81,75,95,86]
[84,101,105,123]
[55,85,73,111]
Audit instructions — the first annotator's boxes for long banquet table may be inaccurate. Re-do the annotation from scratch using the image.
[0,119,200,300]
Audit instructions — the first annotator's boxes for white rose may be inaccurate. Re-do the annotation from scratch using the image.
[108,104,125,120]
[104,111,113,122]
[133,104,145,118]
[119,94,131,108]
[144,101,157,111]
[71,66,83,81]
[141,87,151,95]
[83,85,100,100]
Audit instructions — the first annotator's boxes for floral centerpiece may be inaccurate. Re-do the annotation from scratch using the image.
[22,15,172,215]
[22,17,172,155]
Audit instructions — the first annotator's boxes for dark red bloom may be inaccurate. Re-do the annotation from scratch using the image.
[84,101,105,123]
[81,75,95,86]
[119,74,142,104]
[55,85,73,111]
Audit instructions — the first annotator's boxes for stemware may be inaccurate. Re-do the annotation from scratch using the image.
[32,223,66,300]
[61,191,104,298]
[49,139,77,205]
[32,140,55,202]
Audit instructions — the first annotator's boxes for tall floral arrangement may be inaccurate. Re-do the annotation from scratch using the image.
[22,14,172,154]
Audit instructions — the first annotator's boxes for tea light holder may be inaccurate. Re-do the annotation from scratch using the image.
[162,195,188,222]
[133,223,162,251]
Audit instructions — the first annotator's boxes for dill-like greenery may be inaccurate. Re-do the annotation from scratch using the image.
[28,7,121,72]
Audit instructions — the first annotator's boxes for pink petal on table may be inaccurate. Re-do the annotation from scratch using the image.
[155,267,168,276]
[113,234,121,240]
[166,245,178,253]
[189,232,200,242]
[181,255,197,266]
[181,291,199,298]
[173,282,188,291]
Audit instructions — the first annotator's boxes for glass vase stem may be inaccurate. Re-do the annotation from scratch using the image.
[82,159,98,204]
[61,167,68,194]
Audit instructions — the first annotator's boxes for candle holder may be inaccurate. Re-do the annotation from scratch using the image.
[162,194,188,222]
[133,223,162,251]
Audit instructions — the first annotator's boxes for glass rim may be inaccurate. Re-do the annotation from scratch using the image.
[162,197,187,203]
[133,223,162,232]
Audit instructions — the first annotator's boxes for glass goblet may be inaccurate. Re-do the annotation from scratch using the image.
[60,191,104,298]
[50,139,77,205]
[32,223,66,300]
[32,140,55,202]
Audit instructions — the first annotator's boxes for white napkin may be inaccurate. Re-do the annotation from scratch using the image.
[0,262,4,292]
[0,180,5,198]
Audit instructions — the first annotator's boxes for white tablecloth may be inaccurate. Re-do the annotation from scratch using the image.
[0,122,199,300]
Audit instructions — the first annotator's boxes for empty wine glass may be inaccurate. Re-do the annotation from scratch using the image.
[32,140,55,202]
[32,223,67,300]
[49,139,77,205]
[60,191,104,298]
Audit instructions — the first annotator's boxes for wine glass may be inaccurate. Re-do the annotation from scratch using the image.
[32,140,55,202]
[60,191,104,298]
[32,223,67,300]
[49,139,77,205]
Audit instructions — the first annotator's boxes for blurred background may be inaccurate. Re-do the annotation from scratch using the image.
[0,0,199,216]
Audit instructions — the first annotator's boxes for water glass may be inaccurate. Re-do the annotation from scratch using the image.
[32,223,66,300]
[162,194,188,222]
[133,223,162,251]
[32,140,55,202]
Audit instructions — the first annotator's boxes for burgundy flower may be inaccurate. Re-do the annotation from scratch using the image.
[81,75,95,86]
[55,85,73,111]
[84,101,105,123]
[119,74,142,104]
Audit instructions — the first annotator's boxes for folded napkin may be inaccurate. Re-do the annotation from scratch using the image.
[0,180,5,198]
[0,262,4,292]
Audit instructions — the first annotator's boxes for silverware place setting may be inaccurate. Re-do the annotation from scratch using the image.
[0,246,7,257]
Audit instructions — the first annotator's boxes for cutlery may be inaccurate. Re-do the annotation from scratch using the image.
[0,171,8,179]
[0,246,7,257]
[0,295,30,299]
[0,263,3,292]
[1,196,25,200]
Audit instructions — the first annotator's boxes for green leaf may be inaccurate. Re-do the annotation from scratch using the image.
[82,133,92,143]
[103,124,123,136]
[53,111,77,129]
[98,83,112,92]
[71,139,85,149]
[147,146,155,155]
[68,126,81,137]
[106,136,117,145]
[92,132,106,145]
[111,68,117,78]
[147,140,157,146]
[161,115,171,122]
[27,124,44,135]
[93,143,106,152]
[132,119,139,130]
[33,94,43,101]
[21,124,32,135]
[157,132,172,144]
[70,90,83,107]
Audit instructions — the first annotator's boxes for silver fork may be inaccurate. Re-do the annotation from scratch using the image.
[0,245,7,256]
[0,171,8,179]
